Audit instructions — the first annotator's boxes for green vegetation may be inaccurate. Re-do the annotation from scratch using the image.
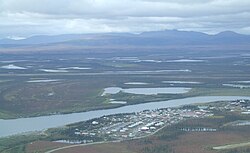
[1,145,25,153]
[0,134,47,153]
[0,110,16,119]
[107,92,187,105]
[187,88,250,96]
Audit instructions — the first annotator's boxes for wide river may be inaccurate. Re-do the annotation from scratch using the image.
[1,96,250,138]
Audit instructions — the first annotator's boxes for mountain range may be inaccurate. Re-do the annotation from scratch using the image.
[0,30,250,46]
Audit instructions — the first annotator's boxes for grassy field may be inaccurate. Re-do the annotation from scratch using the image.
[187,88,250,96]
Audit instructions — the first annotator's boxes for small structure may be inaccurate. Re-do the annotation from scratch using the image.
[92,121,99,125]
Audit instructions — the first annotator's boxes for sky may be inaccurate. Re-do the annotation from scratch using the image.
[1,0,250,39]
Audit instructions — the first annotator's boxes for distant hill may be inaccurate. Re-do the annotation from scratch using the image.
[1,30,250,46]
[0,34,86,45]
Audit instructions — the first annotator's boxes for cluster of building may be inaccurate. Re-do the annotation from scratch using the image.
[72,105,213,142]
[207,99,250,114]
[64,99,249,144]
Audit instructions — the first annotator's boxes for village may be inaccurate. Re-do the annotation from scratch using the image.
[59,99,250,144]
[73,107,212,141]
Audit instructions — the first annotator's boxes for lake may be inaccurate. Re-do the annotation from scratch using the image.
[0,96,250,138]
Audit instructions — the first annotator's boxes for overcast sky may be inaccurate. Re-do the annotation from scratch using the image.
[1,0,250,39]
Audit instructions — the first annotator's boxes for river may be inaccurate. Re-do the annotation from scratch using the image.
[1,96,250,138]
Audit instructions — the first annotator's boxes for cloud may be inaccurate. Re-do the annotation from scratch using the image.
[0,0,250,38]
